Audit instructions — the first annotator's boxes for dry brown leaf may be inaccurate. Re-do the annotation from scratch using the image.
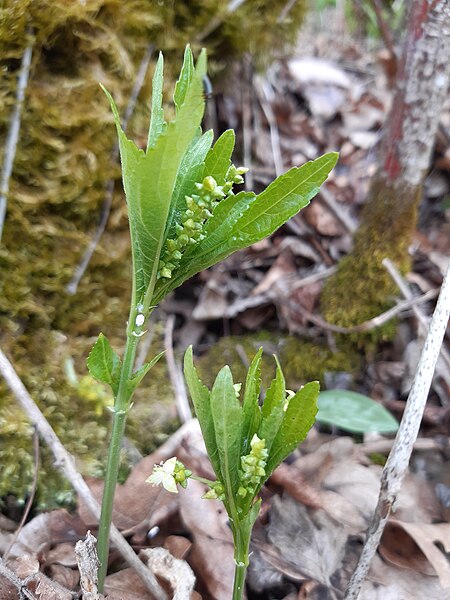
[46,564,80,591]
[302,202,343,237]
[269,463,322,509]
[164,535,192,560]
[380,520,450,588]
[104,568,156,600]
[267,495,348,586]
[7,510,86,560]
[178,479,235,600]
[360,553,450,599]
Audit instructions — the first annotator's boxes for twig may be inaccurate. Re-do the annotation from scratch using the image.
[196,0,247,41]
[255,76,283,177]
[0,348,168,600]
[383,258,450,384]
[368,0,397,59]
[277,0,299,23]
[164,314,192,423]
[3,428,40,560]
[66,44,154,295]
[345,258,450,599]
[288,287,440,334]
[0,36,33,242]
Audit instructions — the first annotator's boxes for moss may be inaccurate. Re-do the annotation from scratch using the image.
[0,1,308,506]
[197,332,360,391]
[321,176,421,348]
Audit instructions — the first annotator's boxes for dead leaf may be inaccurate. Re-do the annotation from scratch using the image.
[104,568,155,599]
[7,510,86,560]
[164,535,192,560]
[178,479,235,600]
[380,520,450,587]
[302,203,343,237]
[268,495,348,586]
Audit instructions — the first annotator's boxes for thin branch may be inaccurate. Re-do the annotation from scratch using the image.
[255,76,283,177]
[0,348,168,600]
[291,287,440,334]
[368,0,397,59]
[3,428,40,560]
[196,0,247,41]
[383,258,450,385]
[164,314,192,423]
[66,44,154,295]
[0,36,33,242]
[345,258,450,600]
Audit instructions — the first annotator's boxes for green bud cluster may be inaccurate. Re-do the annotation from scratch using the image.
[173,460,192,489]
[237,434,268,499]
[203,480,225,500]
[158,165,248,280]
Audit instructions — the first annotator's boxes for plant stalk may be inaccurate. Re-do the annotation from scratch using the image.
[97,327,139,591]
[232,524,251,600]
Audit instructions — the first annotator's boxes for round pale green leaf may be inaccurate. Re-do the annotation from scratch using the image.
[317,390,399,434]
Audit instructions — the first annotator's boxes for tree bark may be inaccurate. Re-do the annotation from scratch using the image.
[322,0,450,333]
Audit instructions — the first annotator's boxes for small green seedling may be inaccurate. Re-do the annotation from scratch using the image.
[86,45,337,590]
[147,348,319,599]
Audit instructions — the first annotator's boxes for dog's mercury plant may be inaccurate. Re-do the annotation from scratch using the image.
[86,45,337,591]
[147,348,319,599]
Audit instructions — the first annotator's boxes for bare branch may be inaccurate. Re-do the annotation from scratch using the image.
[345,258,450,599]
[0,37,33,242]
[383,257,450,384]
[164,314,192,423]
[0,348,168,600]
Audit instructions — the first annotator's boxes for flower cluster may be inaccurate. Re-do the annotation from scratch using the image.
[202,481,225,501]
[146,457,192,494]
[158,165,248,280]
[237,434,268,499]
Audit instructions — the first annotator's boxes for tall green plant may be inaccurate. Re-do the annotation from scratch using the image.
[148,348,319,599]
[87,45,337,590]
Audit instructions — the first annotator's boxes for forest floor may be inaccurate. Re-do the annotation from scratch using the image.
[1,14,450,600]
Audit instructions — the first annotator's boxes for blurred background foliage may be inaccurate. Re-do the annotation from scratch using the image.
[0,0,310,506]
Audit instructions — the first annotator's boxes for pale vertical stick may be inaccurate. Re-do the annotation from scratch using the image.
[0,39,33,241]
[345,258,450,600]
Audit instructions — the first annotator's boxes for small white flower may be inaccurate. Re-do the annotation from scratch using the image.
[146,457,178,493]
[135,313,145,327]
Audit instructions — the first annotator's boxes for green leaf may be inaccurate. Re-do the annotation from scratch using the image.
[210,365,243,498]
[203,129,235,185]
[183,347,221,479]
[259,358,286,452]
[266,381,319,477]
[241,348,263,455]
[147,52,166,151]
[126,351,164,397]
[174,45,194,111]
[317,390,399,434]
[87,333,122,396]
[153,152,338,304]
[102,48,207,309]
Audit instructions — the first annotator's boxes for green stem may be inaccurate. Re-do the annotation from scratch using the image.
[232,524,251,600]
[97,327,139,591]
